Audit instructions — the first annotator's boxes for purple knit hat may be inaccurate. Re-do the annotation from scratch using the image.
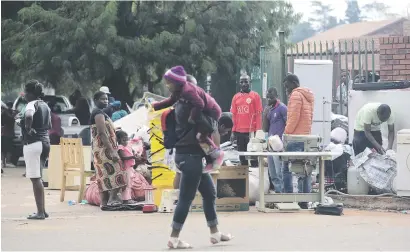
[164,66,187,85]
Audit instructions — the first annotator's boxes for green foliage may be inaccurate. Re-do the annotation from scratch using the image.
[345,0,361,24]
[309,1,342,32]
[2,1,299,107]
[291,22,316,43]
[362,1,399,20]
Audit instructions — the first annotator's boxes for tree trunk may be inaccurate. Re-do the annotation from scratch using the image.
[103,70,133,109]
[212,69,237,112]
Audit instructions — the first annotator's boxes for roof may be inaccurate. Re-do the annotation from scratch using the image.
[291,18,407,54]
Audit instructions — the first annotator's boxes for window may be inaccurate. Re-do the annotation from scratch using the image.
[15,96,69,113]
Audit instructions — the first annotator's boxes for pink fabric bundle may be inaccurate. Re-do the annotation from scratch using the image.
[130,171,150,199]
[84,180,101,206]
[85,170,150,206]
[129,137,144,156]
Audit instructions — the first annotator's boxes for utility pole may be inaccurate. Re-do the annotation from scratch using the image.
[206,74,211,94]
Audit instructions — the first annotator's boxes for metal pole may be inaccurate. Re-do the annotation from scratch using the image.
[260,46,265,84]
[279,31,287,104]
[258,156,265,212]
[319,157,325,204]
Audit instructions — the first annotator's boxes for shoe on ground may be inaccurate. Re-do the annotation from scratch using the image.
[298,202,309,209]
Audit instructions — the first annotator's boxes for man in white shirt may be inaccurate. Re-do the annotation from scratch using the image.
[353,103,395,155]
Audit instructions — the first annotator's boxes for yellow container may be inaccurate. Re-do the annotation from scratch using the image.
[149,109,166,165]
[149,108,175,191]
[154,184,174,207]
[152,168,175,185]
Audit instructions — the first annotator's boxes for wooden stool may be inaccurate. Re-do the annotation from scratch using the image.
[60,138,94,202]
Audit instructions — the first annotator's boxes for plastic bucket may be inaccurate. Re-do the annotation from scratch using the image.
[153,184,174,207]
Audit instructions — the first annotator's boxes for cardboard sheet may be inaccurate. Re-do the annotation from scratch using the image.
[113,106,149,135]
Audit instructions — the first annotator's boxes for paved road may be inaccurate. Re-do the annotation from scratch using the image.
[2,168,410,251]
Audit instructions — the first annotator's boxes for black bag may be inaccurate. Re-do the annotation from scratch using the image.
[314,203,344,216]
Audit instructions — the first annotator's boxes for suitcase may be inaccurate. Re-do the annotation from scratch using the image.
[352,81,410,91]
[314,203,344,216]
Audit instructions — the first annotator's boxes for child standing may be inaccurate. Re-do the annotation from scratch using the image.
[153,66,223,172]
[116,130,139,204]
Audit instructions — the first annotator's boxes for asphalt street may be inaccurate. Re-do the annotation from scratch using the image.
[2,168,410,251]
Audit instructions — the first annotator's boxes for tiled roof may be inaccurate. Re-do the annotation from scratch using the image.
[290,18,407,54]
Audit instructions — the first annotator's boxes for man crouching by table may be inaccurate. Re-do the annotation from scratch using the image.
[353,103,395,156]
[282,74,315,209]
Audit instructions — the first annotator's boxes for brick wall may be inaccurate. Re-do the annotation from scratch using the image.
[379,36,410,81]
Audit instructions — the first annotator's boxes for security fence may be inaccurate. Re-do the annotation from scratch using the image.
[259,31,380,115]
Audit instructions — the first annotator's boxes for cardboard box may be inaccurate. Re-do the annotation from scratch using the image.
[191,165,249,212]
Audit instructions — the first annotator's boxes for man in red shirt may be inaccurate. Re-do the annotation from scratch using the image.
[230,74,263,166]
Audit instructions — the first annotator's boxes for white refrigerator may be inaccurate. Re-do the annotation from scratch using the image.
[294,60,333,145]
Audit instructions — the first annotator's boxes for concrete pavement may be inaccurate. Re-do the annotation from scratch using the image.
[2,168,410,251]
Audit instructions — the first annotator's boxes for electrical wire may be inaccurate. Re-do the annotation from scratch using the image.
[325,189,410,200]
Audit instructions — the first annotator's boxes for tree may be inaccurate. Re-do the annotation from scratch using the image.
[345,0,361,24]
[327,16,340,30]
[2,1,299,110]
[362,1,399,20]
[309,1,341,32]
[291,21,316,43]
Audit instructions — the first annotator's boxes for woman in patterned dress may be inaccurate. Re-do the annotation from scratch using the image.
[90,91,127,207]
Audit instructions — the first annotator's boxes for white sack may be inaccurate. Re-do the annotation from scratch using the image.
[324,142,344,160]
[353,148,397,193]
[330,127,347,143]
[268,135,284,152]
[248,167,270,204]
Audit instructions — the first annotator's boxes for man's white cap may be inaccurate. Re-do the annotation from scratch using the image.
[100,86,111,94]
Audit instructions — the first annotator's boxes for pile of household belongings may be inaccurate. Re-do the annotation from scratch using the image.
[331,112,348,143]
[352,148,397,194]
[114,92,165,136]
[84,92,166,208]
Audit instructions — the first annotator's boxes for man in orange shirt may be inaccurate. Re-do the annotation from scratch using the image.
[283,74,315,209]
[230,74,263,166]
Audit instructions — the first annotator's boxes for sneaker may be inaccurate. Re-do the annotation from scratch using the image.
[212,151,224,170]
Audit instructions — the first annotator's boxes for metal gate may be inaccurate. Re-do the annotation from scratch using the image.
[260,31,380,115]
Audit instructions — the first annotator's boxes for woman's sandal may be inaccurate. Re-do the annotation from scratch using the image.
[210,232,234,244]
[167,237,192,249]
